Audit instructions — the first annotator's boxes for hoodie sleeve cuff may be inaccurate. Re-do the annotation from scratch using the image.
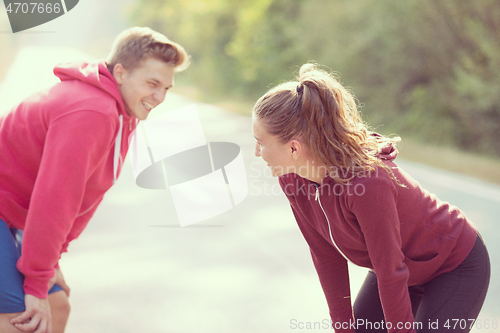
[23,276,50,299]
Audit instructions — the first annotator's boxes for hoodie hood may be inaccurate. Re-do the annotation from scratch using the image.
[53,60,136,184]
[316,133,398,186]
[53,60,129,119]
[371,132,398,161]
[378,142,398,161]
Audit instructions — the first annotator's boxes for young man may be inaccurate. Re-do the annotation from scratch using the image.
[0,27,189,333]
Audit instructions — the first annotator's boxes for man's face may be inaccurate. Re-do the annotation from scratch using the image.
[114,57,175,120]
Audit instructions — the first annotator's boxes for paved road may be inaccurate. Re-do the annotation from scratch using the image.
[1,48,498,332]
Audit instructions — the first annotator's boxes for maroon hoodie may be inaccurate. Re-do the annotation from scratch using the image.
[0,60,135,298]
[278,144,477,333]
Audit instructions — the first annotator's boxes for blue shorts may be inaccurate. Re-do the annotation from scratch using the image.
[0,219,63,313]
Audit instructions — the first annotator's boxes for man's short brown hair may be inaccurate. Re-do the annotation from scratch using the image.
[107,27,190,73]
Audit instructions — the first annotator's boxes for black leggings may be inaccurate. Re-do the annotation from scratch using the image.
[354,234,490,333]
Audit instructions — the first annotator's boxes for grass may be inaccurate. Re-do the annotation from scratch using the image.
[174,84,500,186]
[174,85,255,117]
[397,139,500,185]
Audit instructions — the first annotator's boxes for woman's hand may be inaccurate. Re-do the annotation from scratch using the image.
[11,294,52,333]
[48,268,70,297]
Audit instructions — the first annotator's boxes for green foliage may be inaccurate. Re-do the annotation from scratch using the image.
[131,0,500,156]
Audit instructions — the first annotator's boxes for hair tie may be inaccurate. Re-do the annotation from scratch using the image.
[296,85,303,94]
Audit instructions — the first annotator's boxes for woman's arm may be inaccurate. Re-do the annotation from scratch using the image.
[350,176,415,333]
[280,176,355,332]
[292,205,354,331]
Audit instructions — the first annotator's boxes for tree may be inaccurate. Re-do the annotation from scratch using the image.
[131,0,500,156]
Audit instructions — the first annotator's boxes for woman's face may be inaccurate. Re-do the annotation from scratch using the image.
[252,117,296,177]
[252,116,329,183]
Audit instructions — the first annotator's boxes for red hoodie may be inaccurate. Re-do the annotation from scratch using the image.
[0,60,135,299]
[278,144,477,333]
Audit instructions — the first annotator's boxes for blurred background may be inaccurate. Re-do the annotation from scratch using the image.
[138,0,500,183]
[2,0,500,178]
[1,1,500,332]
[130,0,500,166]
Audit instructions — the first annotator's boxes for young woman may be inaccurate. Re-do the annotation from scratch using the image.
[252,63,490,333]
[0,27,188,333]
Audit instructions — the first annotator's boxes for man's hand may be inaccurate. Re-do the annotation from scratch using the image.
[48,268,70,297]
[11,294,52,333]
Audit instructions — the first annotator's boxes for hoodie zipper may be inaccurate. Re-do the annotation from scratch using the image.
[315,186,349,261]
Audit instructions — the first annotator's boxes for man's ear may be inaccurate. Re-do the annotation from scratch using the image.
[113,64,126,85]
[290,140,302,160]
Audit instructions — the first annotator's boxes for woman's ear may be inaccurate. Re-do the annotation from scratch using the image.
[290,140,302,160]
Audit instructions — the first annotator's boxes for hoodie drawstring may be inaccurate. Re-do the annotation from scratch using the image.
[113,115,123,184]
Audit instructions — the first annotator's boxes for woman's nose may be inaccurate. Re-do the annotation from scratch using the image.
[254,142,261,157]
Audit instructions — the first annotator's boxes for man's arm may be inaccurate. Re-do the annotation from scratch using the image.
[17,110,117,299]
